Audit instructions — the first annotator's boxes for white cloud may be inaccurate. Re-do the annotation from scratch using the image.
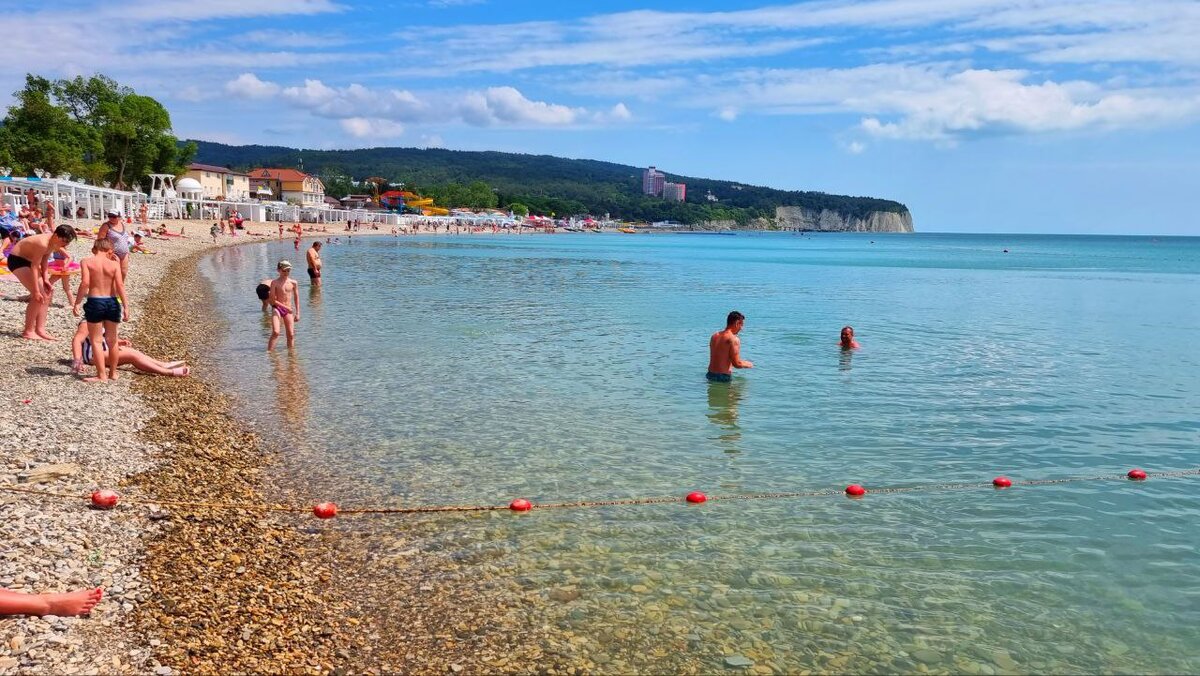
[846,141,867,154]
[340,118,405,139]
[224,74,627,131]
[95,0,344,22]
[225,73,281,99]
[419,134,445,148]
[716,108,739,122]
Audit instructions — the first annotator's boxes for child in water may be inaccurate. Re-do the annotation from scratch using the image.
[267,260,300,351]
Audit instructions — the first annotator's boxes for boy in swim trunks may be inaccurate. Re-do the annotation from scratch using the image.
[72,238,129,382]
[707,310,753,382]
[267,260,300,351]
[7,225,77,341]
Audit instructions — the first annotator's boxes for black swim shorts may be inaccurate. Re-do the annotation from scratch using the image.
[83,296,121,324]
[6,253,31,272]
[307,267,320,279]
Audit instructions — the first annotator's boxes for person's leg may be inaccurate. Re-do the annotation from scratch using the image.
[35,280,55,340]
[268,312,281,351]
[84,322,107,382]
[10,266,42,339]
[119,255,129,280]
[284,313,296,349]
[119,348,188,376]
[0,587,102,616]
[104,320,120,380]
[60,274,74,307]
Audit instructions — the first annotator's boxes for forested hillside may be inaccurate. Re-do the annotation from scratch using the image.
[190,140,908,224]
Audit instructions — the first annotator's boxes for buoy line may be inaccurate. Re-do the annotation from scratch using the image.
[1,467,1196,519]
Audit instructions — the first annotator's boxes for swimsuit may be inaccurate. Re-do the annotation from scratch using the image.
[6,253,31,271]
[705,372,733,383]
[255,283,270,301]
[81,331,110,366]
[106,225,130,259]
[274,304,290,317]
[83,296,121,324]
[307,267,320,279]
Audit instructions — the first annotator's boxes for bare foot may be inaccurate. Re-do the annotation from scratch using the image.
[171,366,190,377]
[44,588,103,616]
[164,361,185,370]
[82,376,109,383]
[35,331,56,341]
[20,332,42,341]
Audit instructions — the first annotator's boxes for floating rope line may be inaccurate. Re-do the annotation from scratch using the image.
[1,467,1197,519]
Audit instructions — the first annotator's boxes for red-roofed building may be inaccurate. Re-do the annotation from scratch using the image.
[249,168,325,206]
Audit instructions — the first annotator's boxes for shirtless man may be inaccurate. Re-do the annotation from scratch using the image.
[7,225,77,340]
[306,242,322,287]
[267,260,300,351]
[72,239,129,381]
[839,325,861,350]
[707,310,753,383]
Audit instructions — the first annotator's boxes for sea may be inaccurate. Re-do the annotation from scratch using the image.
[199,232,1200,673]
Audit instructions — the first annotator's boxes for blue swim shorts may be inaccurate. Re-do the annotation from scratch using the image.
[83,297,121,324]
[705,372,732,383]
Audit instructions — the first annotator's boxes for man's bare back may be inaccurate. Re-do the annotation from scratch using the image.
[707,311,753,382]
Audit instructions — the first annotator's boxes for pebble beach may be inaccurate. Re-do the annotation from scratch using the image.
[0,221,551,675]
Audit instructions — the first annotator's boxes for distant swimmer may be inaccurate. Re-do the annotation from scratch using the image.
[707,311,753,383]
[840,325,860,350]
[306,241,322,287]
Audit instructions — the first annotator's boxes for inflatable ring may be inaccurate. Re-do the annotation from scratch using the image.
[48,261,81,277]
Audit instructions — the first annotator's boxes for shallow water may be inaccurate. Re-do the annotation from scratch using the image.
[201,232,1200,673]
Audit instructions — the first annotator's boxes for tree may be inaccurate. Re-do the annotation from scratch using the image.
[0,75,101,176]
[508,202,529,216]
[0,73,190,189]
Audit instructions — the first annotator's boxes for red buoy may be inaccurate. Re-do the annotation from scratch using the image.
[1127,469,1148,481]
[22,399,31,405]
[993,476,1013,488]
[845,484,866,498]
[90,490,119,510]
[686,491,707,504]
[312,502,339,519]
[509,498,532,512]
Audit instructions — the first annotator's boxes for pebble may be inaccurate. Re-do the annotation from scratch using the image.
[725,655,755,669]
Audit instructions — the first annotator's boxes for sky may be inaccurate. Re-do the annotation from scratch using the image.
[3,0,1199,234]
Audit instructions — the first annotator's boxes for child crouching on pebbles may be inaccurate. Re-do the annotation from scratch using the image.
[72,239,129,382]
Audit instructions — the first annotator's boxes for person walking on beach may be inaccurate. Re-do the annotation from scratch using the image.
[7,225,77,340]
[72,239,130,382]
[707,310,753,383]
[306,242,322,287]
[267,260,300,351]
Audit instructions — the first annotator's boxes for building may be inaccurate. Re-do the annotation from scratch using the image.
[663,182,687,202]
[248,168,325,207]
[181,163,251,200]
[339,194,374,209]
[642,166,665,196]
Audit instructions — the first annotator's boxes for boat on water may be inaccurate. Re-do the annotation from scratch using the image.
[618,227,637,234]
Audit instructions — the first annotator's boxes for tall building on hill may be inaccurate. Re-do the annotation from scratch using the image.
[642,166,665,196]
[663,182,686,202]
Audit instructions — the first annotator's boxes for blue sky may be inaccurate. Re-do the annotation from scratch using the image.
[3,0,1199,234]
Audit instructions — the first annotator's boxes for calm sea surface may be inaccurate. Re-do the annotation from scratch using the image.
[200,232,1200,673]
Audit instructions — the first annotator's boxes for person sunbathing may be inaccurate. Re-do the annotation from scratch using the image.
[70,321,189,379]
[0,587,102,616]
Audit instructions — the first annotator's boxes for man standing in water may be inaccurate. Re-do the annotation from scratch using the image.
[707,310,753,382]
[306,241,322,287]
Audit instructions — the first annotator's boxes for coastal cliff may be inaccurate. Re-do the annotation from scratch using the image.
[775,206,914,232]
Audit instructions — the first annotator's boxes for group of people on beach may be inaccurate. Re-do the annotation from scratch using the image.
[4,209,190,378]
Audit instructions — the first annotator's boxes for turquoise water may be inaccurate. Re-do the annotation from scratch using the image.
[201,233,1200,673]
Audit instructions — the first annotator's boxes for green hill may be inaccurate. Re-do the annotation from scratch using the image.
[188,140,909,225]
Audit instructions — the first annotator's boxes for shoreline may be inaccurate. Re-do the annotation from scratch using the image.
[1,220,559,674]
